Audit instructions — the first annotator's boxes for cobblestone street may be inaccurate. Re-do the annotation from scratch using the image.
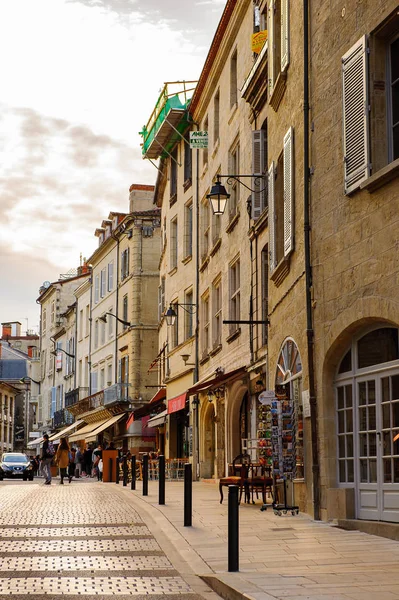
[0,480,217,599]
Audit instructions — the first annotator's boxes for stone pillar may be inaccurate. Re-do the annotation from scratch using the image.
[6,395,11,450]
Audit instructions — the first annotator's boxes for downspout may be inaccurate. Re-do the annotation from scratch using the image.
[131,222,142,401]
[304,0,320,520]
[73,303,77,390]
[111,231,121,384]
[88,271,93,396]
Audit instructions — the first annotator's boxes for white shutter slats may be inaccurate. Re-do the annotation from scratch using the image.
[283,126,294,257]
[342,35,370,194]
[268,0,275,93]
[281,0,290,72]
[268,161,276,272]
[251,130,266,219]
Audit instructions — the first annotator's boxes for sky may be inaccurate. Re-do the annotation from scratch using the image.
[0,0,225,334]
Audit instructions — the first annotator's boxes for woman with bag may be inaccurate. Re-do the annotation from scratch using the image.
[55,438,70,485]
[68,447,76,483]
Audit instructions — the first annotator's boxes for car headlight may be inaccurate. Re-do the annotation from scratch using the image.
[2,465,11,471]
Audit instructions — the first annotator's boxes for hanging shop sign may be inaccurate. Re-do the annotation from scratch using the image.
[189,131,208,149]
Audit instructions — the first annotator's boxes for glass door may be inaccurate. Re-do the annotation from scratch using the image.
[380,374,399,522]
[357,378,379,520]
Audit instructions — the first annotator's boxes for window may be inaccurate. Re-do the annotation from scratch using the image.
[201,197,210,261]
[389,35,399,160]
[203,116,209,167]
[121,249,129,280]
[184,131,192,183]
[268,0,289,92]
[261,246,269,345]
[229,259,240,335]
[119,355,129,384]
[100,368,105,391]
[230,49,238,107]
[108,308,113,338]
[50,301,55,324]
[107,363,113,387]
[337,384,355,483]
[170,217,178,270]
[85,304,90,337]
[201,293,210,357]
[184,289,194,340]
[84,356,89,387]
[214,89,220,145]
[78,360,83,386]
[158,277,165,322]
[251,124,268,219]
[108,261,114,291]
[269,127,294,272]
[170,147,178,199]
[100,316,105,345]
[94,320,99,349]
[91,371,98,394]
[212,205,221,243]
[212,277,222,348]
[184,201,193,258]
[122,295,128,330]
[94,274,100,303]
[228,140,240,217]
[42,309,47,333]
[170,301,179,349]
[100,268,106,298]
[79,310,84,340]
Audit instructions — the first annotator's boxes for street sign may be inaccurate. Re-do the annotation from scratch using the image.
[189,131,208,149]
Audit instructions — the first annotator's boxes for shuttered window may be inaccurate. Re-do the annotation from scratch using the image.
[268,161,276,272]
[281,0,290,72]
[342,35,370,194]
[252,129,267,219]
[283,126,294,257]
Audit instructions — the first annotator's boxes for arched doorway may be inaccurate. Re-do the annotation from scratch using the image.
[202,402,216,478]
[335,326,399,522]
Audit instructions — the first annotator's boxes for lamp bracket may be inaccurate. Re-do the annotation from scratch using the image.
[217,173,267,194]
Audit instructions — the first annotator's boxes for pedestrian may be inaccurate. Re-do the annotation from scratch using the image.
[41,433,54,485]
[83,445,92,478]
[68,447,76,483]
[74,446,83,478]
[92,444,102,481]
[55,438,70,484]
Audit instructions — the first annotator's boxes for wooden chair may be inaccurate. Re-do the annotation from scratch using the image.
[219,453,251,504]
[247,464,273,504]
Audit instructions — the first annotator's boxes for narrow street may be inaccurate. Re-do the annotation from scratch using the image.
[0,479,215,599]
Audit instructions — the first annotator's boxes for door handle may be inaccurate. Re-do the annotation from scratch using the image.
[377,431,381,441]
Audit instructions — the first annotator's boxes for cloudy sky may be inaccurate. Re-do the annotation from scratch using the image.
[0,0,225,334]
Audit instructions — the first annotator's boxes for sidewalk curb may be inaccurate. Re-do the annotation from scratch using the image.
[200,574,276,600]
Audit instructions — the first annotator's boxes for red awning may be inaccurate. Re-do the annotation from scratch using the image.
[186,367,247,395]
[167,392,187,415]
[150,387,166,404]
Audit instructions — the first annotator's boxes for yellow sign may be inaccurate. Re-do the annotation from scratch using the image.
[251,30,268,54]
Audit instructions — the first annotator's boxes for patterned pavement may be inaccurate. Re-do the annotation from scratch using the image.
[0,480,208,599]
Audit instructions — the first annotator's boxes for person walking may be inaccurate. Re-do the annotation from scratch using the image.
[74,447,83,478]
[41,433,53,485]
[92,445,102,481]
[83,445,92,478]
[55,438,70,484]
[68,447,76,483]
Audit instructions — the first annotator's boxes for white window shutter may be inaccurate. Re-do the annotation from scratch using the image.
[268,0,275,93]
[281,0,290,72]
[283,126,294,257]
[268,161,276,271]
[251,130,266,219]
[342,35,370,194]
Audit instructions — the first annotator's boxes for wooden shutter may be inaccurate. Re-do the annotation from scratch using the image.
[94,275,99,303]
[268,0,275,93]
[283,127,294,257]
[51,387,56,418]
[281,0,290,72]
[252,130,266,219]
[342,35,370,194]
[268,161,276,271]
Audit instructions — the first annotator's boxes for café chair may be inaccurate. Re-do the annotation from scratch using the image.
[247,463,273,504]
[219,453,251,504]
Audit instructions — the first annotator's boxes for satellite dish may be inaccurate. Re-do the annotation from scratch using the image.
[42,281,51,289]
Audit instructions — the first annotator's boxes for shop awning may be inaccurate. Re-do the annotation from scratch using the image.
[68,418,110,443]
[84,413,125,443]
[146,410,167,428]
[167,393,187,415]
[27,436,44,447]
[186,367,247,395]
[48,420,83,443]
[150,387,166,404]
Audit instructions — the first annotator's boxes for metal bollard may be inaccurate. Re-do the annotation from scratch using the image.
[123,456,128,487]
[108,458,113,483]
[158,455,165,505]
[115,457,120,484]
[184,463,192,527]
[228,485,239,572]
[142,453,148,496]
[131,455,136,490]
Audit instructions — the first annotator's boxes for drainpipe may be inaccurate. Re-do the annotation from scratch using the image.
[304,0,320,520]
[194,144,200,480]
[73,303,78,391]
[88,271,93,396]
[111,231,121,384]
[131,222,142,401]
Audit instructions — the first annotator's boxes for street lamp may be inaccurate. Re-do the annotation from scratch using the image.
[207,174,268,216]
[19,377,41,386]
[50,348,75,358]
[99,312,133,328]
[165,303,197,327]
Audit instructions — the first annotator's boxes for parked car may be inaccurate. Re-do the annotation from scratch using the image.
[0,453,34,481]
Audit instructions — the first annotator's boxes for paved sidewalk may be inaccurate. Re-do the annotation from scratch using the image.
[121,480,399,600]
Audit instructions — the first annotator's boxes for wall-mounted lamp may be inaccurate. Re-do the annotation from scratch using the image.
[99,312,133,328]
[181,354,195,366]
[165,303,197,327]
[207,386,224,402]
[206,174,267,216]
[50,348,75,358]
[19,376,41,386]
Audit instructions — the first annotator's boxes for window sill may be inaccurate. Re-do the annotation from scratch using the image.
[200,353,210,366]
[201,162,209,179]
[168,266,178,277]
[169,193,177,207]
[211,138,220,159]
[209,343,222,357]
[182,254,192,265]
[183,178,192,193]
[200,255,210,272]
[270,70,287,112]
[360,158,399,193]
[210,237,221,257]
[270,256,290,287]
[227,328,241,344]
[226,210,240,234]
[228,102,238,124]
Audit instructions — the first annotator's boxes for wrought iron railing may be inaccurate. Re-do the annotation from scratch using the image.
[53,408,74,427]
[104,383,131,406]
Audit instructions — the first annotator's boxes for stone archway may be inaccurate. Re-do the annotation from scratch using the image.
[201,401,216,479]
[225,379,248,468]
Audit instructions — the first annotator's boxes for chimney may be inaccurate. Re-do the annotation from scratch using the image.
[28,346,34,358]
[2,323,11,338]
[129,184,155,213]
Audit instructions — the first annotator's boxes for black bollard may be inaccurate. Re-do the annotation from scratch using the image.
[142,453,148,496]
[115,457,120,484]
[131,455,136,490]
[228,485,239,572]
[108,458,113,482]
[158,455,165,505]
[123,456,128,487]
[184,463,192,527]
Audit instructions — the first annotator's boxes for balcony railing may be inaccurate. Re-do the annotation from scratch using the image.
[67,390,104,417]
[53,408,74,428]
[65,387,89,407]
[104,383,131,406]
